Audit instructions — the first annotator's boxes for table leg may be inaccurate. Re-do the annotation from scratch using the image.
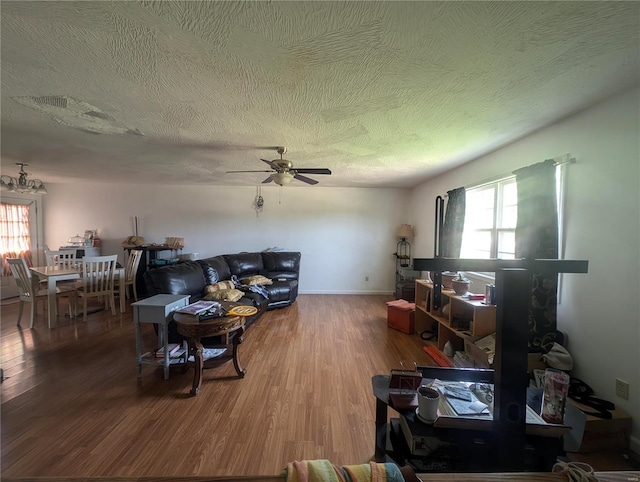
[118,270,125,313]
[47,277,57,329]
[374,397,387,462]
[162,322,170,380]
[134,308,143,378]
[232,326,246,378]
[189,337,204,396]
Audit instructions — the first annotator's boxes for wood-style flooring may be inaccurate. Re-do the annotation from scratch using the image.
[1,294,431,478]
[2,294,637,479]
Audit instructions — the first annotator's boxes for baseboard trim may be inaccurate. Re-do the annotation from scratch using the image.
[299,290,394,295]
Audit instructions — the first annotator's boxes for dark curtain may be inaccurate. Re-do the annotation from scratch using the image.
[442,187,466,258]
[514,159,558,351]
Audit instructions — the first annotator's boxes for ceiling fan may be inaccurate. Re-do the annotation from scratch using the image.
[226,147,332,186]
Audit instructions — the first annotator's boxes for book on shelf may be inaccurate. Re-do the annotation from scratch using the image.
[155,343,181,358]
[176,300,219,315]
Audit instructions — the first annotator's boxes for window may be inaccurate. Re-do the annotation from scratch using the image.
[460,177,517,259]
[459,162,566,264]
[1,203,32,276]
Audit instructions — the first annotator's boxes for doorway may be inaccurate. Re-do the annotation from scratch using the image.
[0,194,44,300]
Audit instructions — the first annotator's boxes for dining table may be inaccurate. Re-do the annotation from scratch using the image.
[29,265,126,328]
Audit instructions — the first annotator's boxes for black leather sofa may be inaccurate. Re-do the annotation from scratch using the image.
[143,251,300,343]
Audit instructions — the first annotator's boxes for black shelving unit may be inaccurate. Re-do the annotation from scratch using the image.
[411,257,588,471]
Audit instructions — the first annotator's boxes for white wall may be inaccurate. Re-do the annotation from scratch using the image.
[42,185,409,294]
[408,86,640,451]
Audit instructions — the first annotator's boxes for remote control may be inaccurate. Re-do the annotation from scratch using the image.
[199,309,227,320]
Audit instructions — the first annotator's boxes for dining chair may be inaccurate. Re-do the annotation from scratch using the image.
[114,249,143,302]
[77,255,118,321]
[7,257,76,329]
[44,249,78,268]
[44,248,81,290]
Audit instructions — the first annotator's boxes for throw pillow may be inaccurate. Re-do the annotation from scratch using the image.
[204,281,235,293]
[241,274,273,286]
[203,288,243,302]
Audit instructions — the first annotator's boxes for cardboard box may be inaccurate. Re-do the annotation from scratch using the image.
[528,352,548,372]
[563,398,632,453]
[464,338,491,368]
[387,303,415,334]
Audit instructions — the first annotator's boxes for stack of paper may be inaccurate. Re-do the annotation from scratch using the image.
[430,379,490,416]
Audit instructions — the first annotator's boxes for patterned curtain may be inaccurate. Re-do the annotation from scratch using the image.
[442,187,466,258]
[513,159,558,350]
[0,203,32,276]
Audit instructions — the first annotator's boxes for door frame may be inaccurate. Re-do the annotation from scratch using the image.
[0,192,45,299]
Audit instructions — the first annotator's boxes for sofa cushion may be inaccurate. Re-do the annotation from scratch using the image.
[197,256,231,284]
[223,252,265,278]
[205,281,235,293]
[203,288,244,302]
[241,274,273,286]
[239,291,269,311]
[262,251,301,280]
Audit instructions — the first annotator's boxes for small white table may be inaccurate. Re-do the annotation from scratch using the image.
[29,265,126,328]
[132,294,190,380]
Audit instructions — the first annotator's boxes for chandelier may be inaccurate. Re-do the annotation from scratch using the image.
[0,163,48,194]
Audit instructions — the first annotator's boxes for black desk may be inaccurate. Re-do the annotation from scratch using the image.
[372,367,568,473]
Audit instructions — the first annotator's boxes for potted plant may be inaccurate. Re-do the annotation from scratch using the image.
[451,273,471,295]
[438,271,457,289]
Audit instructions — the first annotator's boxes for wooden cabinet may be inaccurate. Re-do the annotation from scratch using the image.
[415,280,495,359]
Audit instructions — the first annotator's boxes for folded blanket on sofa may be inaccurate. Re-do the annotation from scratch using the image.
[231,274,269,299]
[284,460,404,482]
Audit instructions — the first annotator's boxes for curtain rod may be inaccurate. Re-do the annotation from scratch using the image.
[462,155,576,191]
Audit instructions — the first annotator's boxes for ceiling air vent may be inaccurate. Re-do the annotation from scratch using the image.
[32,95,68,109]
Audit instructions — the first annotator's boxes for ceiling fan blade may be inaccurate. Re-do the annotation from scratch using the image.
[262,176,274,184]
[294,173,319,185]
[260,158,278,169]
[294,168,332,175]
[226,170,272,173]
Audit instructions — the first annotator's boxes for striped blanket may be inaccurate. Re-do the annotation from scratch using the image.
[284,460,405,482]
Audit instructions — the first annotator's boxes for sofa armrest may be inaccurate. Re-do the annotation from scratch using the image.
[143,261,207,297]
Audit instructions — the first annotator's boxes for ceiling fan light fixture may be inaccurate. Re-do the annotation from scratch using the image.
[272,172,294,186]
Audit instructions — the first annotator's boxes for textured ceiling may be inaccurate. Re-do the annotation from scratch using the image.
[1,1,638,188]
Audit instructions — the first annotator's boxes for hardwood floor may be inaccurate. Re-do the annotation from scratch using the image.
[1,294,431,478]
[3,295,638,479]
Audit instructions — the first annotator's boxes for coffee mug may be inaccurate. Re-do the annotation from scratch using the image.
[417,386,440,422]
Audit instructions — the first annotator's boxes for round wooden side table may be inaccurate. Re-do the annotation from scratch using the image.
[173,312,246,396]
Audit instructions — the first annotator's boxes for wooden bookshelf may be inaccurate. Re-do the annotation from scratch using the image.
[415,280,496,360]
